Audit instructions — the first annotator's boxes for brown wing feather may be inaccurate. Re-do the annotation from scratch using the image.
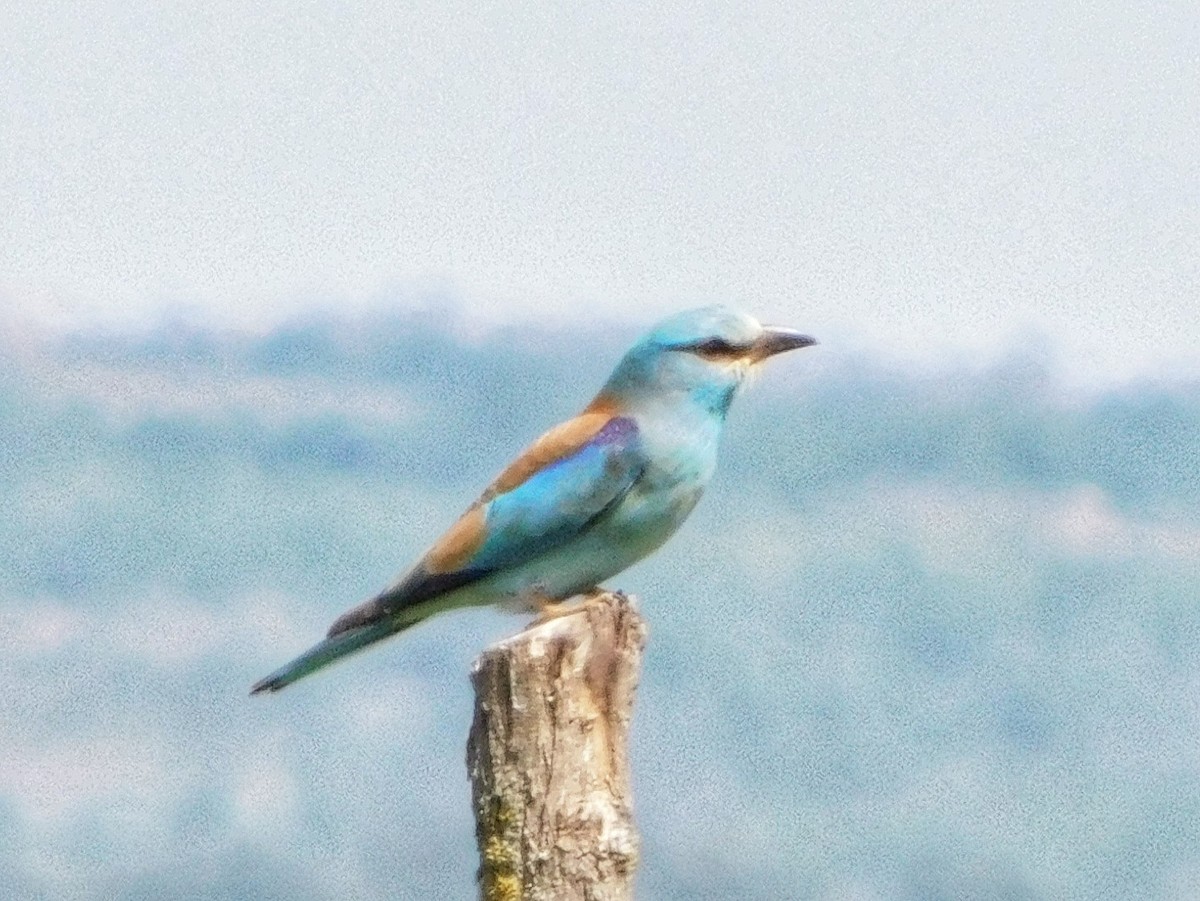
[423,504,488,574]
[479,408,615,504]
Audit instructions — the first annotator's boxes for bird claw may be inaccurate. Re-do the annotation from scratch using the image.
[526,587,618,628]
[527,598,583,627]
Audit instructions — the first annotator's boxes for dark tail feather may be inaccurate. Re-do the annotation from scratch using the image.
[250,620,398,695]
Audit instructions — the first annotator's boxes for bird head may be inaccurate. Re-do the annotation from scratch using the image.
[600,306,816,418]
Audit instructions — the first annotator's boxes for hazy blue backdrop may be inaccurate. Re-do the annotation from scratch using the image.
[3,1,1199,898]
[2,312,1198,899]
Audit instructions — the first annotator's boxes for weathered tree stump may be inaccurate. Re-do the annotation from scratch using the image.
[466,591,647,901]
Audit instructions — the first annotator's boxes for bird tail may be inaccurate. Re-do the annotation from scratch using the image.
[250,620,399,695]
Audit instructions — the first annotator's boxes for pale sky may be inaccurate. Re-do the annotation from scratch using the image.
[3,1,1197,382]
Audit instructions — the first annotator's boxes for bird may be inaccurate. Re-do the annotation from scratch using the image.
[251,306,815,694]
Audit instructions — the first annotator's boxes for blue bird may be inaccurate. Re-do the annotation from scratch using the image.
[251,307,815,693]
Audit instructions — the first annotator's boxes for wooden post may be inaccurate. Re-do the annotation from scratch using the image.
[466,592,647,901]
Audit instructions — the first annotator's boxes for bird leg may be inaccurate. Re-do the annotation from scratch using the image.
[529,599,580,625]
[527,588,610,628]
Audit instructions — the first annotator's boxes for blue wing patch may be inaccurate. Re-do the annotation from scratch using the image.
[471,416,642,571]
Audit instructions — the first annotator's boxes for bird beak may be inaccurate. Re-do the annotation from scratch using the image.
[751,326,818,361]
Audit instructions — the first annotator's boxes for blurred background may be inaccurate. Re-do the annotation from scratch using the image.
[2,2,1198,899]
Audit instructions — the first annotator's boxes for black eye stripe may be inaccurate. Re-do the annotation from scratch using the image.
[688,338,743,355]
[664,336,749,358]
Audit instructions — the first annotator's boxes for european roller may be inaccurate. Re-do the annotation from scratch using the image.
[251,307,815,694]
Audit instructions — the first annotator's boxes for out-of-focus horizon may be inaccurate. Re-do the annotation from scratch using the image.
[3,1,1198,898]
[2,311,1200,899]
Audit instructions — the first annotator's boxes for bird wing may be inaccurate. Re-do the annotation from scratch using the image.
[326,410,643,636]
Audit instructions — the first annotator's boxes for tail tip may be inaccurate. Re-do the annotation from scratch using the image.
[249,676,282,696]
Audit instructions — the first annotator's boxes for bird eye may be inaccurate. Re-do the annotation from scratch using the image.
[691,338,739,356]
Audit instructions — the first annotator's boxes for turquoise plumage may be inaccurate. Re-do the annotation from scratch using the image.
[251,306,815,693]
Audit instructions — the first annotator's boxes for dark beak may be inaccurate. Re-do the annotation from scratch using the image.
[752,326,818,360]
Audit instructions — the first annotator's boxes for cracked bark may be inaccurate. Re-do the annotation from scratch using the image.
[467,592,647,901]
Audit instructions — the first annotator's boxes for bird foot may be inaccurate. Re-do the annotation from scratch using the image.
[528,599,584,627]
[527,588,613,628]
